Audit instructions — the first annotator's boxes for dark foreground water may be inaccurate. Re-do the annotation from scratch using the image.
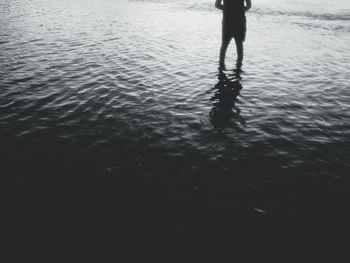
[3,0,350,258]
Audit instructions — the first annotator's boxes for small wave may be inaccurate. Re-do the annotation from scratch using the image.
[158,1,350,22]
[253,8,350,21]
[292,21,350,33]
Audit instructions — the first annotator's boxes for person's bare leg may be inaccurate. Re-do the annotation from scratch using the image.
[234,38,243,65]
[219,36,232,69]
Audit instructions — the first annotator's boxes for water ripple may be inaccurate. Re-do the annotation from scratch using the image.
[2,0,350,215]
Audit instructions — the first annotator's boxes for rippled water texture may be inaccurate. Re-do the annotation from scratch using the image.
[3,0,350,215]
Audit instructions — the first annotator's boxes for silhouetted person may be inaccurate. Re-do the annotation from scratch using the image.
[215,0,252,70]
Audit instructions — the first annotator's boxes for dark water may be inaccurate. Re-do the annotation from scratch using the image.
[3,0,350,257]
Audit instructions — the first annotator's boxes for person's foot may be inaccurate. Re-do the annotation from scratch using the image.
[218,63,226,71]
[236,60,242,68]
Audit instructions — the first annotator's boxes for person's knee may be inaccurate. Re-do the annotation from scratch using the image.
[222,34,232,43]
[234,38,243,45]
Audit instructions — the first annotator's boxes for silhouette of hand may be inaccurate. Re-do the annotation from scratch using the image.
[245,0,252,12]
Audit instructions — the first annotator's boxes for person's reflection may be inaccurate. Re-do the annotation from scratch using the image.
[209,67,246,131]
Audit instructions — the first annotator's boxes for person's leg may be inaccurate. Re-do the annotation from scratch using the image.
[219,27,232,69]
[234,38,243,64]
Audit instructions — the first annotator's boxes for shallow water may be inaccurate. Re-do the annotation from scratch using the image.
[3,0,350,215]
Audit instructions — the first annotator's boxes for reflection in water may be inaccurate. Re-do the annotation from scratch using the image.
[209,67,246,131]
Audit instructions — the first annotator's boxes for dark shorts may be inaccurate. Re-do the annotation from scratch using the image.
[222,15,246,42]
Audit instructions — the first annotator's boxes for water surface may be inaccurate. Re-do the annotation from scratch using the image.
[2,0,350,217]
